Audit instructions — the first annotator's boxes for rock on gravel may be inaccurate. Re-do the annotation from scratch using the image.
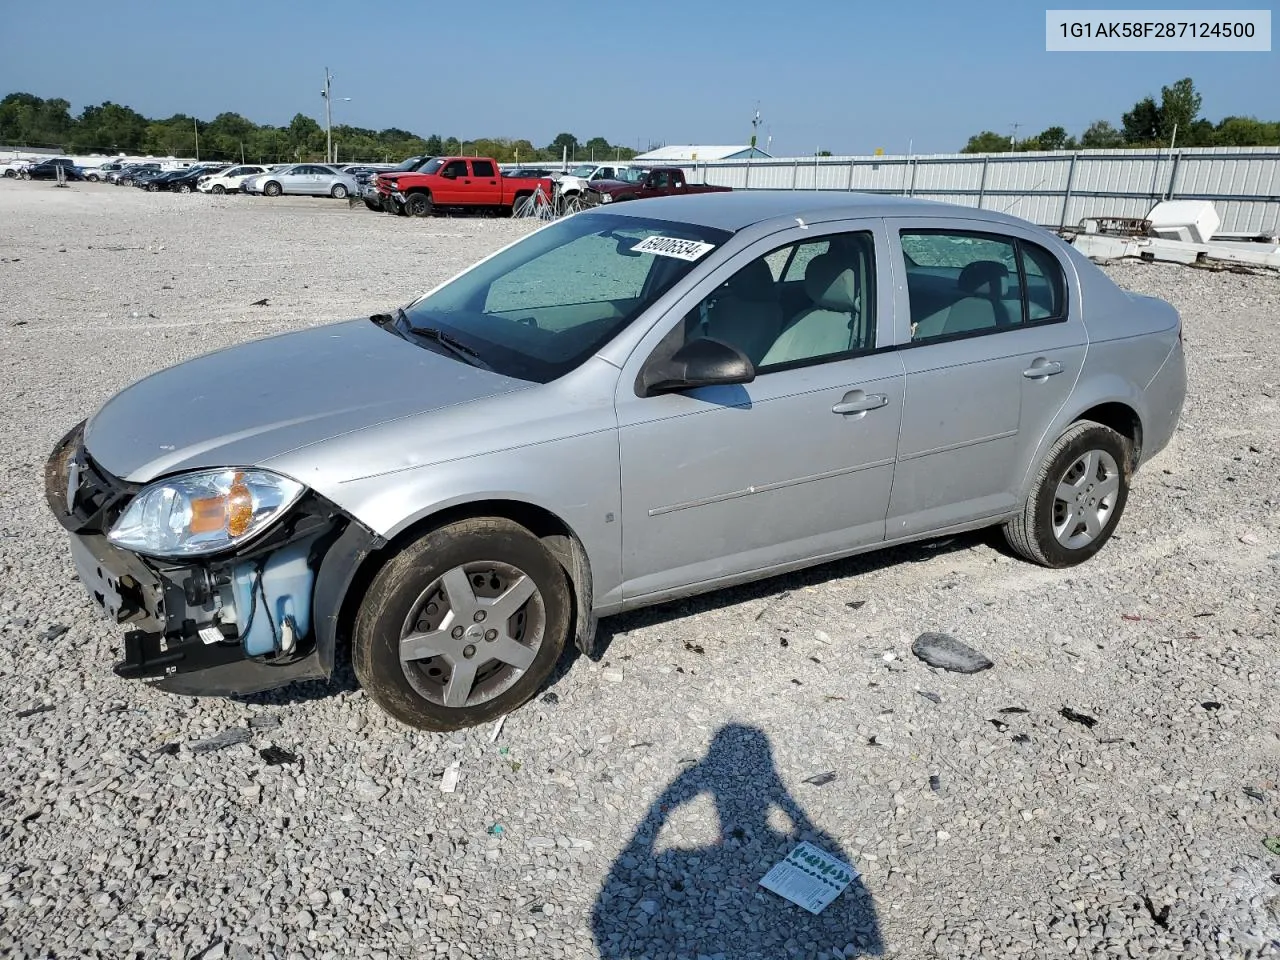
[1,185,1278,958]
[910,632,994,673]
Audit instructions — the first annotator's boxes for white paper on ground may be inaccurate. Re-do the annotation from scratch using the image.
[758,841,857,915]
[440,760,461,794]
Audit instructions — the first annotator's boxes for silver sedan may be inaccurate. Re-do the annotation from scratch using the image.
[46,192,1186,730]
[241,163,358,199]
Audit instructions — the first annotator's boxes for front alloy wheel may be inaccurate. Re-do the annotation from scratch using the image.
[354,518,570,730]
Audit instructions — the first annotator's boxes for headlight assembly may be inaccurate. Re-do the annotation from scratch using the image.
[108,468,305,558]
[599,193,613,203]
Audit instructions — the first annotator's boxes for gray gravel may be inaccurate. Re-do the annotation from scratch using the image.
[1,180,1279,959]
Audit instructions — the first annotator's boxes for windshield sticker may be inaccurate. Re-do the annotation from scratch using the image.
[632,235,716,262]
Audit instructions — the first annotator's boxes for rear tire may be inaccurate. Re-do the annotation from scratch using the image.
[177,184,192,194]
[353,518,571,731]
[404,192,433,217]
[263,181,282,197]
[511,193,530,216]
[330,184,348,199]
[1003,420,1130,568]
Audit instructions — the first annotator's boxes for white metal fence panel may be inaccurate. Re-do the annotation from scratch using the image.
[687,147,1280,234]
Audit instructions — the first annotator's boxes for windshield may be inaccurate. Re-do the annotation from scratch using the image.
[392,156,423,171]
[568,164,596,177]
[419,157,446,175]
[613,167,649,183]
[401,212,731,383]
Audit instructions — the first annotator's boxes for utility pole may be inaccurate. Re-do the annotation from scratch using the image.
[193,119,199,160]
[1010,122,1021,150]
[322,67,333,164]
[750,103,761,149]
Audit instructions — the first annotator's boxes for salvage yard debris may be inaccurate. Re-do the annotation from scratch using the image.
[911,633,994,673]
[759,841,857,915]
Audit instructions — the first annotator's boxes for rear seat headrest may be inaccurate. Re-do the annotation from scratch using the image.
[958,260,1009,296]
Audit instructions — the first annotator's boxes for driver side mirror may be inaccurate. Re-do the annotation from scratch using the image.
[640,337,755,397]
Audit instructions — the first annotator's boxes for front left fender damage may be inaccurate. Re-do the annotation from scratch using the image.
[46,421,381,697]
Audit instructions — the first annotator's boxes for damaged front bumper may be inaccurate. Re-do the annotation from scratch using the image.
[44,421,380,697]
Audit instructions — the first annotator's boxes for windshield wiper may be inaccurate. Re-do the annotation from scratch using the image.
[392,308,487,368]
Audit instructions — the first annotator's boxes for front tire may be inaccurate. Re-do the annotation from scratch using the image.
[211,184,226,194]
[263,181,282,197]
[363,199,380,211]
[1003,420,1130,568]
[404,192,433,217]
[353,518,571,731]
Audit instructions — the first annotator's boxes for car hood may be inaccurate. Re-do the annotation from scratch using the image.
[84,318,532,484]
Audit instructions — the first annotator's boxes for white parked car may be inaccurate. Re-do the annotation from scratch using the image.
[1,158,34,179]
[555,163,634,200]
[198,164,269,194]
[83,161,129,182]
[241,163,359,199]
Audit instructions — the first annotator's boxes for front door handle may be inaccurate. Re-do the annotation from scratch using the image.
[1023,359,1064,379]
[832,393,888,415]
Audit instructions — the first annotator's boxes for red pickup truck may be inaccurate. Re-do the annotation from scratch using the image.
[585,166,732,204]
[375,156,553,217]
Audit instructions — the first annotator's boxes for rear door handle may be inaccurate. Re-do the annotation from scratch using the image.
[832,393,888,415]
[1023,359,1064,379]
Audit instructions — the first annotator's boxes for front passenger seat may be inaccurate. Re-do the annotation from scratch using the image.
[759,253,861,366]
[704,259,784,365]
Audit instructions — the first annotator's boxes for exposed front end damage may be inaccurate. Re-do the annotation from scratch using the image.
[45,420,381,696]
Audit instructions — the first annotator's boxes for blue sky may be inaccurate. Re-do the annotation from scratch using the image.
[0,0,1274,155]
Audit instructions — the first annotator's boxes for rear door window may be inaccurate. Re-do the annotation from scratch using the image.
[900,230,1067,343]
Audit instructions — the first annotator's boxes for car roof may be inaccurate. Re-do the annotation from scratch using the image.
[605,190,1042,233]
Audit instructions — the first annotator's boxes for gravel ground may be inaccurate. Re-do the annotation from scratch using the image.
[1,181,1278,960]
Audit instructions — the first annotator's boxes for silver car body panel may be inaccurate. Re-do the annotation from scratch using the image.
[76,192,1185,621]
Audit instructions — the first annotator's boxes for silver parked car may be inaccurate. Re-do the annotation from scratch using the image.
[241,162,358,198]
[46,193,1185,730]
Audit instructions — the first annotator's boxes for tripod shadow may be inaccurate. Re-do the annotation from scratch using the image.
[592,724,883,959]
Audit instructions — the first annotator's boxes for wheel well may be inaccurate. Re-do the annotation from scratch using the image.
[1075,402,1142,469]
[333,500,591,663]
[513,190,531,202]
[404,187,430,197]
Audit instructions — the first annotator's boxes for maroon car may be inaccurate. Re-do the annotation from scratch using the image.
[586,167,732,204]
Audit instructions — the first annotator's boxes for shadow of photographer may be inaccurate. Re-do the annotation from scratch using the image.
[592,723,883,959]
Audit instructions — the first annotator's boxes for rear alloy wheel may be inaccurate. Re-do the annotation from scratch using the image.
[1003,420,1130,567]
[177,184,192,194]
[330,183,348,199]
[263,181,282,197]
[404,193,433,217]
[353,518,571,730]
[211,184,225,194]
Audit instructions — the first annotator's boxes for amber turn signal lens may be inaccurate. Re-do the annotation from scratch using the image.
[226,472,254,538]
[188,495,227,534]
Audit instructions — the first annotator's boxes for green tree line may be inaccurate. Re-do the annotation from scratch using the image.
[961,78,1279,153]
[0,92,639,164]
